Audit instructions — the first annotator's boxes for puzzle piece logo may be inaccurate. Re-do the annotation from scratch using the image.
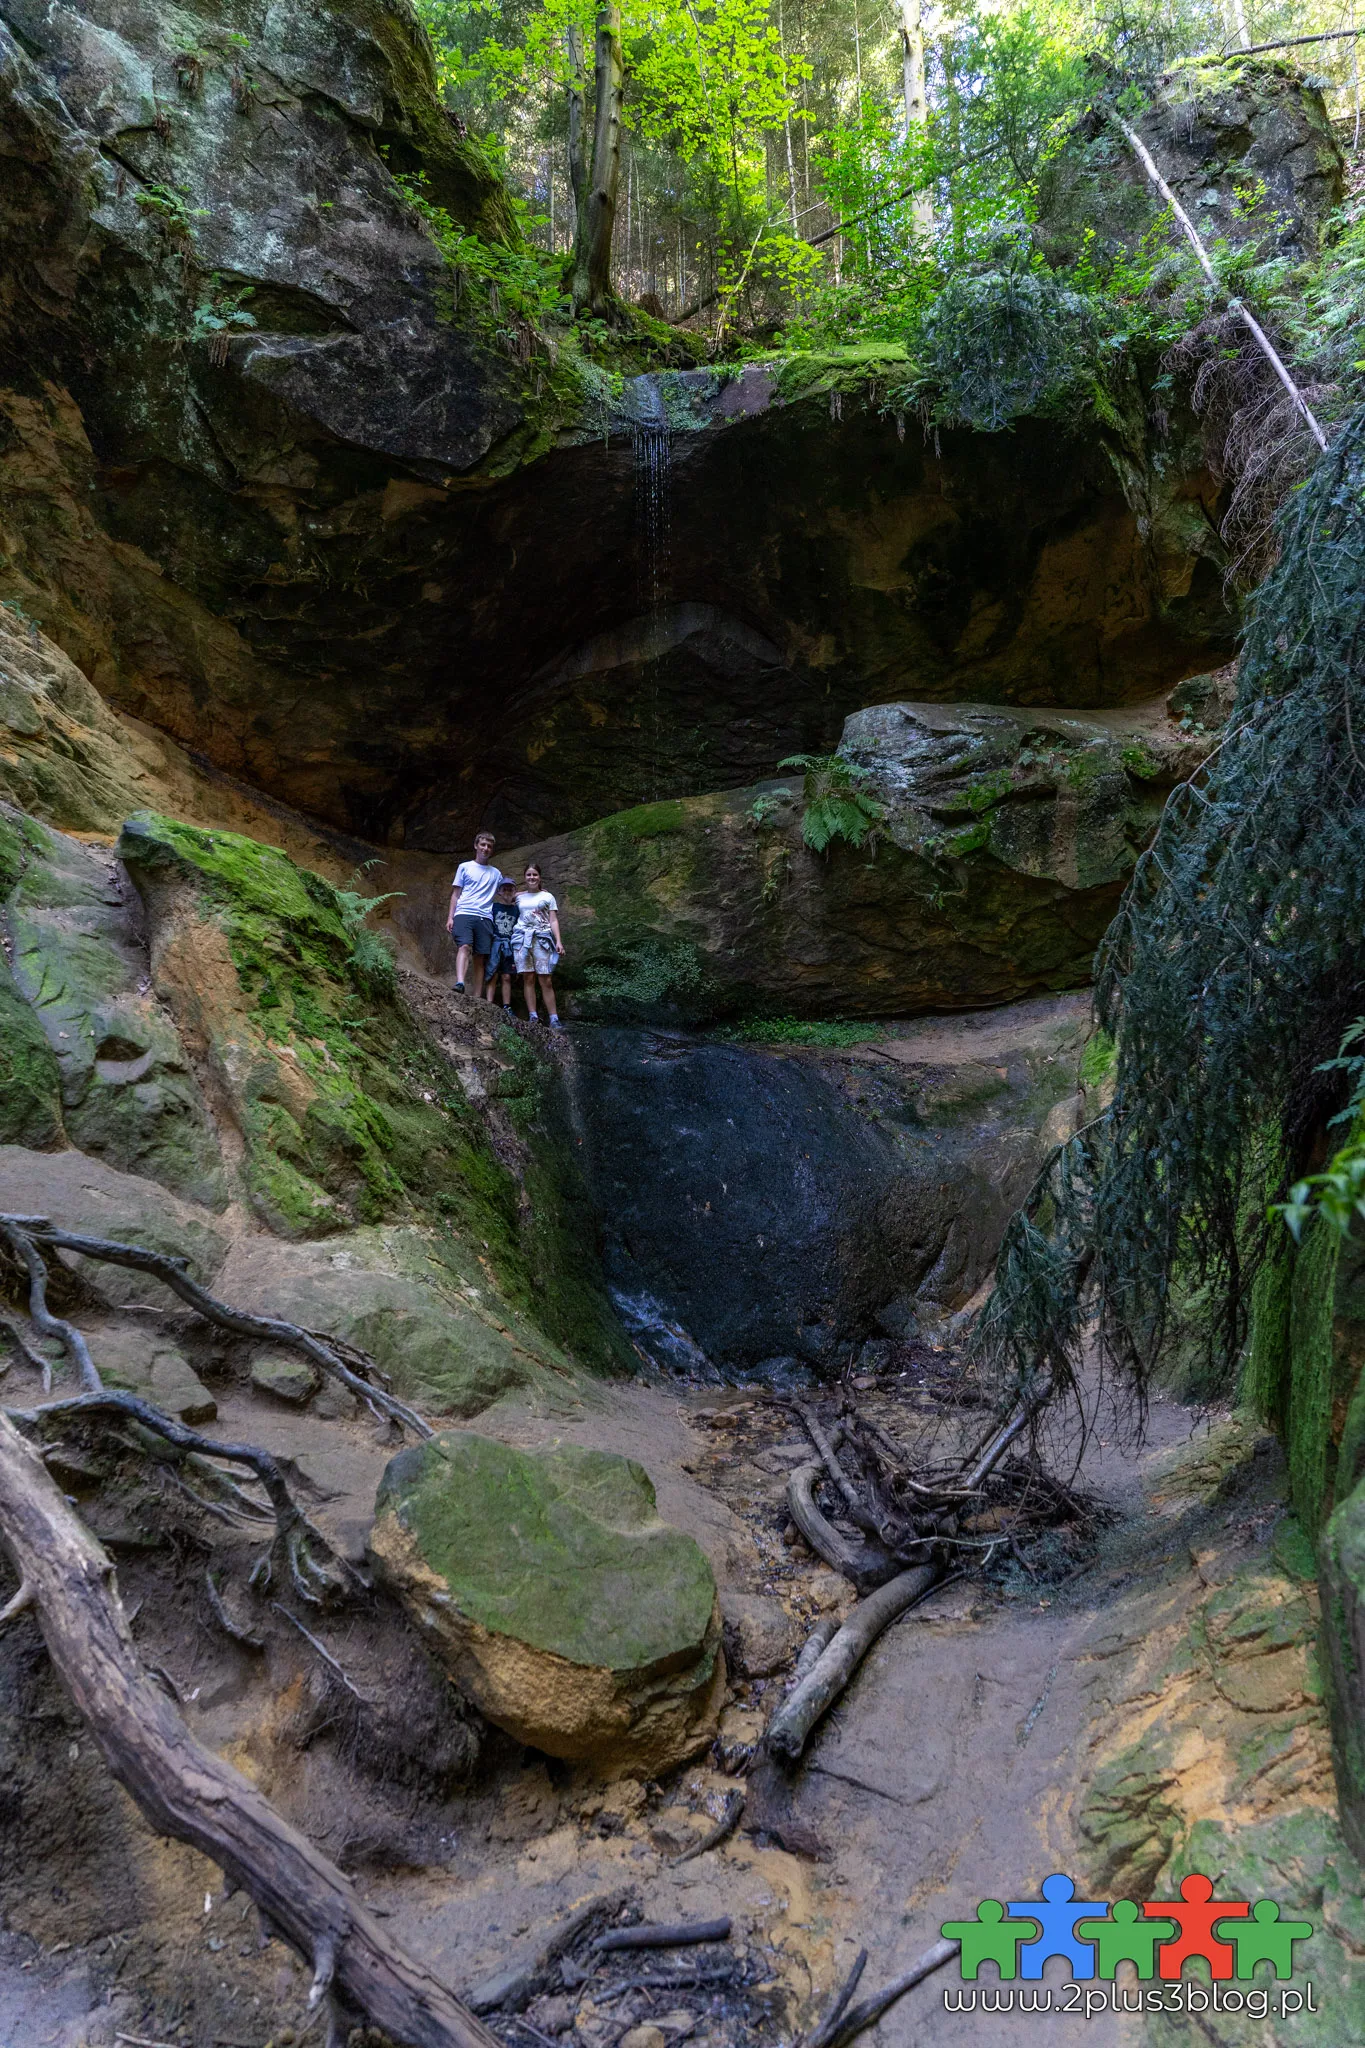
[942,1874,1313,1983]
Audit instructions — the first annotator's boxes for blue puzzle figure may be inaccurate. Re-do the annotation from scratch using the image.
[1008,1873,1107,1981]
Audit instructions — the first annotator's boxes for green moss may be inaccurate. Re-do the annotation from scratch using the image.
[1079,1027,1116,1089]
[715,1016,884,1049]
[1242,1236,1293,1437]
[769,343,913,406]
[0,961,63,1147]
[1119,740,1162,780]
[588,798,689,846]
[376,1433,716,1671]
[1288,1221,1340,1531]
[0,806,47,897]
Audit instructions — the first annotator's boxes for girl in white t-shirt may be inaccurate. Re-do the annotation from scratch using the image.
[513,863,566,1028]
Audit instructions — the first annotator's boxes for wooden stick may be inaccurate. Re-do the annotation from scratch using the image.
[0,1409,498,2047]
[671,1787,745,1865]
[765,1564,943,1763]
[802,1948,867,2048]
[824,1936,959,2045]
[593,1916,731,1953]
[1109,113,1328,452]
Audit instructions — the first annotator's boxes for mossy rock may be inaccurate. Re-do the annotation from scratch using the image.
[370,1432,724,1772]
[0,958,63,1148]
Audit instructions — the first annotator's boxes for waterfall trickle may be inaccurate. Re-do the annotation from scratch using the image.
[628,374,673,800]
[630,374,672,614]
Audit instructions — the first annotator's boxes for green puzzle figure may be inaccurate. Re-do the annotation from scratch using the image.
[1075,1900,1177,1979]
[940,1900,1040,1981]
[1217,1901,1315,1980]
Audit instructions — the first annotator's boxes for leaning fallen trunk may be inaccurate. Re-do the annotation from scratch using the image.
[0,1409,497,2048]
[765,1562,943,1762]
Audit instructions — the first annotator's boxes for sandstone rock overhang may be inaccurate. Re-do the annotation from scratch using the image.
[0,0,1279,853]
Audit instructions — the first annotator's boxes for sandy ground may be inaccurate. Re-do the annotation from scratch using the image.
[0,1359,1295,2048]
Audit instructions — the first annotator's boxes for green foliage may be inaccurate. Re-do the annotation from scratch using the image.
[746,789,791,828]
[1275,1023,1365,1243]
[334,863,404,998]
[392,168,564,330]
[778,753,884,854]
[715,1015,882,1048]
[975,406,1365,1410]
[134,183,208,238]
[190,276,256,342]
[578,933,702,1015]
[913,257,1098,431]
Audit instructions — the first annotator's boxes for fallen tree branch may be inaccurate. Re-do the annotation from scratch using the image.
[764,1564,944,1763]
[802,1948,867,2048]
[593,1917,731,1953]
[1108,113,1327,453]
[7,1392,361,1606]
[0,1408,499,2048]
[6,1219,430,1439]
[671,1788,744,1865]
[821,1936,959,2046]
[465,1890,632,2015]
[786,1615,839,1690]
[786,1463,895,1590]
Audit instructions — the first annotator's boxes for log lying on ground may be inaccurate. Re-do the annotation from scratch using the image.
[786,1463,895,1590]
[2,1216,430,1437]
[0,1408,497,2048]
[465,1889,631,2014]
[765,1563,944,1762]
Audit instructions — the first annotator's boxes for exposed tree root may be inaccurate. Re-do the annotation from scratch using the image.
[1,1215,430,1437]
[765,1564,944,1763]
[0,1218,101,1392]
[6,1391,362,1606]
[0,1407,500,2048]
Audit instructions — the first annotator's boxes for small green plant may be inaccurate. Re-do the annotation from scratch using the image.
[191,277,257,360]
[135,183,208,238]
[1274,1021,1365,1242]
[779,754,885,854]
[391,170,564,336]
[747,790,791,829]
[335,863,404,997]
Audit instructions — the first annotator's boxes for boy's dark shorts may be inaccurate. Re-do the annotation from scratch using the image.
[450,913,494,954]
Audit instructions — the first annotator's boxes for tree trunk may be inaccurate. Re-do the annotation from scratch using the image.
[0,1409,498,2048]
[566,21,588,243]
[570,0,624,317]
[898,0,934,234]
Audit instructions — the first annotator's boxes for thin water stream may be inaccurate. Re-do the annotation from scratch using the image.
[630,373,673,800]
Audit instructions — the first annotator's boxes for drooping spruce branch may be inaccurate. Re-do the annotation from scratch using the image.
[975,407,1365,1403]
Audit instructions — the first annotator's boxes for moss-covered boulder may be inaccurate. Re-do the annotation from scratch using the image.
[0,955,63,1148]
[514,699,1208,1022]
[370,1433,724,1772]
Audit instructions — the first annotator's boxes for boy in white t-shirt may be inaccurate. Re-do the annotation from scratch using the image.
[513,861,567,1028]
[446,830,506,998]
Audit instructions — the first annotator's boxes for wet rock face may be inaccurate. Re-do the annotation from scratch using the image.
[0,0,1290,850]
[370,1432,725,1772]
[572,995,1088,1373]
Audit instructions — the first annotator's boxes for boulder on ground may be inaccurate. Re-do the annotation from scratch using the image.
[511,699,1212,1022]
[89,1323,217,1425]
[721,1591,797,1678]
[370,1432,724,1773]
[249,1349,318,1405]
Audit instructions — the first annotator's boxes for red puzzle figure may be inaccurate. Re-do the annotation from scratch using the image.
[1144,1875,1248,1980]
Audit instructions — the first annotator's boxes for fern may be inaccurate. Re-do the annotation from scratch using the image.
[779,754,885,854]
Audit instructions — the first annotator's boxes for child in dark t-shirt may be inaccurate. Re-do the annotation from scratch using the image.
[485,882,520,1013]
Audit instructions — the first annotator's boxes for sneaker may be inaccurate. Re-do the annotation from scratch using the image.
[502,1004,513,1017]
[454,980,464,993]
[527,1012,539,1024]
[549,1015,562,1030]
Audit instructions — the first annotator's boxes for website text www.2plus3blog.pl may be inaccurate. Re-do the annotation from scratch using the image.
[943,1981,1320,2019]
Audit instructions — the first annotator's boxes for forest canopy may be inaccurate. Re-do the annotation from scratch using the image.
[408,0,1365,342]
